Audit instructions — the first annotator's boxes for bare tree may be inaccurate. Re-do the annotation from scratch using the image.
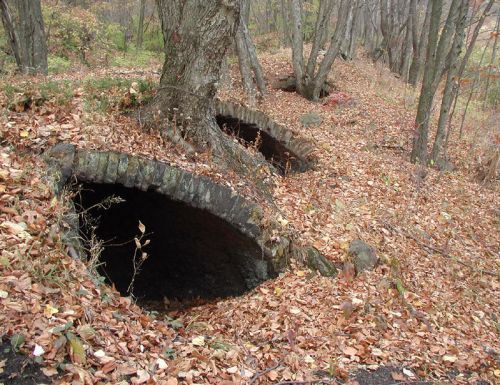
[430,0,468,163]
[287,0,351,101]
[410,0,464,164]
[136,0,146,50]
[0,0,48,75]
[235,0,266,105]
[408,1,429,85]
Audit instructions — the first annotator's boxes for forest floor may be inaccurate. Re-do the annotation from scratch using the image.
[0,50,498,385]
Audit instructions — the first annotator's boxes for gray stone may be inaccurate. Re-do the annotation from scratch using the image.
[115,153,129,185]
[158,166,182,196]
[124,156,139,188]
[349,240,378,274]
[136,158,156,191]
[300,112,323,128]
[151,162,167,188]
[44,143,75,193]
[95,152,109,183]
[304,246,338,277]
[104,152,120,184]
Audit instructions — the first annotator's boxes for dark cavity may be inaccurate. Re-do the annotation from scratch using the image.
[74,182,276,309]
[216,114,304,175]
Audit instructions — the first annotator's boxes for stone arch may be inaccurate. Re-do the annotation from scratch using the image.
[44,144,336,301]
[214,100,316,174]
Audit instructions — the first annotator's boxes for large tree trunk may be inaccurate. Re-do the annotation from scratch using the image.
[142,0,267,173]
[0,0,47,75]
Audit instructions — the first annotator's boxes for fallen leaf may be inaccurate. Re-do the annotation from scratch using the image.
[192,336,205,346]
[44,304,59,317]
[66,332,86,365]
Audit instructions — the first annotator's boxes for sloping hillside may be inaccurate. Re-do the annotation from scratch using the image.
[0,49,498,385]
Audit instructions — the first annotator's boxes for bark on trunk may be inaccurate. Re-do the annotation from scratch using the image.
[0,0,47,75]
[410,0,443,164]
[0,0,21,66]
[289,0,306,95]
[306,0,334,79]
[136,0,146,50]
[235,0,266,104]
[431,0,468,162]
[399,0,417,81]
[410,0,462,164]
[408,0,432,85]
[287,0,350,101]
[235,24,256,106]
[142,0,268,173]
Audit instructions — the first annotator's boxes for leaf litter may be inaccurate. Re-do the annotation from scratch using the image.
[0,51,498,384]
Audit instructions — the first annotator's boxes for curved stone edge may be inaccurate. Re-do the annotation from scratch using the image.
[43,143,336,277]
[214,99,316,171]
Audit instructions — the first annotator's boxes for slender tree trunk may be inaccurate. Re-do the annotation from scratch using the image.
[400,2,414,81]
[482,12,499,109]
[288,0,306,95]
[0,0,21,66]
[459,36,491,139]
[307,0,350,100]
[347,0,361,59]
[431,0,468,162]
[235,25,256,106]
[363,0,378,55]
[408,0,431,85]
[235,0,266,103]
[445,0,495,136]
[306,0,334,79]
[410,0,443,164]
[0,0,47,75]
[281,0,291,47]
[136,0,146,50]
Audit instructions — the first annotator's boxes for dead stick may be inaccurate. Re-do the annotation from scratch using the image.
[248,362,282,385]
[407,232,498,278]
[273,380,337,385]
[385,221,498,278]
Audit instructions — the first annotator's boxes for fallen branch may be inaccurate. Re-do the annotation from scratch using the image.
[272,380,337,385]
[248,362,282,385]
[383,221,498,278]
[405,230,498,278]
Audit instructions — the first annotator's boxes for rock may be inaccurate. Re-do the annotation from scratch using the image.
[44,143,76,194]
[300,112,323,128]
[348,240,378,274]
[294,246,337,277]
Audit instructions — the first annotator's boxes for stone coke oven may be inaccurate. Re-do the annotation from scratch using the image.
[45,144,336,305]
[214,100,315,175]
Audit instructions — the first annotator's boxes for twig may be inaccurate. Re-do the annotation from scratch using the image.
[405,229,499,278]
[248,362,282,385]
[383,221,498,278]
[272,380,337,385]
